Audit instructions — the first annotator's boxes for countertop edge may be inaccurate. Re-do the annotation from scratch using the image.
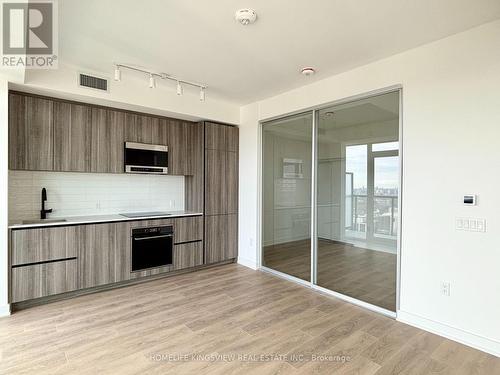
[8,212,204,230]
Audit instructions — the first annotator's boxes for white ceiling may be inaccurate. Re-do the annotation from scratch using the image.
[58,0,500,104]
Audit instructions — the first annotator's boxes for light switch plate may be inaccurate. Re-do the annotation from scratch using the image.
[456,217,486,232]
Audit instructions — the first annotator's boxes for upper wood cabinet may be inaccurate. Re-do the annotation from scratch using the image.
[90,108,125,173]
[204,122,239,215]
[168,119,188,175]
[8,92,203,179]
[205,122,226,150]
[9,93,54,171]
[169,120,203,176]
[226,126,239,152]
[125,114,157,144]
[54,102,92,172]
[205,122,239,152]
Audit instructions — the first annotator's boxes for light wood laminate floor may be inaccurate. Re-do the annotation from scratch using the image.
[264,239,397,311]
[1,264,498,374]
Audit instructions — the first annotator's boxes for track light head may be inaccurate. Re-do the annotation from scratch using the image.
[149,74,156,89]
[199,87,205,102]
[114,66,121,81]
[176,81,183,96]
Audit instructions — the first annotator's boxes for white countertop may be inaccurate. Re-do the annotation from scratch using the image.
[8,211,203,229]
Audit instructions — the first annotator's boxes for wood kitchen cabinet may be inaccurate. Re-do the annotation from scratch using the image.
[10,226,80,302]
[9,91,204,183]
[54,101,92,172]
[226,126,239,152]
[11,226,80,266]
[203,122,239,216]
[173,216,203,244]
[173,242,203,270]
[205,149,226,215]
[204,214,238,264]
[205,122,227,150]
[154,118,170,145]
[185,122,204,212]
[9,215,206,304]
[226,151,239,214]
[205,121,239,152]
[11,259,78,303]
[90,108,125,173]
[78,222,131,289]
[9,93,54,171]
[204,122,239,263]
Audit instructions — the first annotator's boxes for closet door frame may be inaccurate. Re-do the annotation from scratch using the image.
[258,85,403,319]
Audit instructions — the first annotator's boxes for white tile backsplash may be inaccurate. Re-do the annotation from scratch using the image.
[9,171,185,221]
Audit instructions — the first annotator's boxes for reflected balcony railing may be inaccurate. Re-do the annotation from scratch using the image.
[345,194,398,239]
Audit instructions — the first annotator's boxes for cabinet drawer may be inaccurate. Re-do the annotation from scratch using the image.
[173,242,203,270]
[11,226,79,266]
[174,216,203,243]
[11,259,78,303]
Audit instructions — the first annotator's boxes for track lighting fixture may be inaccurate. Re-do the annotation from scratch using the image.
[149,74,156,89]
[113,63,207,101]
[114,66,121,81]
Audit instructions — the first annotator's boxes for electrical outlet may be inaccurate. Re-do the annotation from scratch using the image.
[441,282,451,297]
[249,238,254,247]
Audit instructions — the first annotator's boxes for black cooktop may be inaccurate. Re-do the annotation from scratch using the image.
[120,212,172,218]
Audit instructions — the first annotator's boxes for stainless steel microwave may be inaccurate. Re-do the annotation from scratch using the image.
[124,142,168,174]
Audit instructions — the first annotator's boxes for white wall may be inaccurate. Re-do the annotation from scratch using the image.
[19,62,240,124]
[8,171,185,221]
[238,20,500,355]
[0,79,9,315]
[237,103,260,269]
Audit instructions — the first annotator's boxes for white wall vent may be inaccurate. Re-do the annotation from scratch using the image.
[78,73,109,92]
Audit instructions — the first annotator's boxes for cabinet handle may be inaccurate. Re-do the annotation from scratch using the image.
[133,235,172,241]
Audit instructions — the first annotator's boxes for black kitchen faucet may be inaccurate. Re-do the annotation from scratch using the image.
[40,188,53,219]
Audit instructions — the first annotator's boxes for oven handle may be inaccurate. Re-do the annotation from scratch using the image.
[133,234,173,241]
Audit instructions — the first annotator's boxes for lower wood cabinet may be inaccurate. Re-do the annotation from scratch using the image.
[11,226,79,266]
[174,216,203,244]
[10,216,207,304]
[11,259,78,303]
[78,222,131,289]
[173,241,203,270]
[205,214,238,264]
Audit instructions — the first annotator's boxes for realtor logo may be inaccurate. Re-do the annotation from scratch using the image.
[2,0,58,68]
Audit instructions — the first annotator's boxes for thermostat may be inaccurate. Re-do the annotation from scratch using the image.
[463,195,476,206]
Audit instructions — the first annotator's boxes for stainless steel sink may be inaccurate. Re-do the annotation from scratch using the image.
[22,219,67,225]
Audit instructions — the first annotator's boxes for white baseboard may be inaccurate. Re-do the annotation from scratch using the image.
[0,304,10,317]
[237,257,258,270]
[397,310,500,357]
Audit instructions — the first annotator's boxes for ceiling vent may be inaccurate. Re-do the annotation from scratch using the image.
[78,73,109,92]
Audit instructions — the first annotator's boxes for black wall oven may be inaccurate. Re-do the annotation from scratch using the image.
[131,226,173,272]
[125,142,168,174]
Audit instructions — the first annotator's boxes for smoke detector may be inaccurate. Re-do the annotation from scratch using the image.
[235,9,257,25]
[301,67,316,76]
